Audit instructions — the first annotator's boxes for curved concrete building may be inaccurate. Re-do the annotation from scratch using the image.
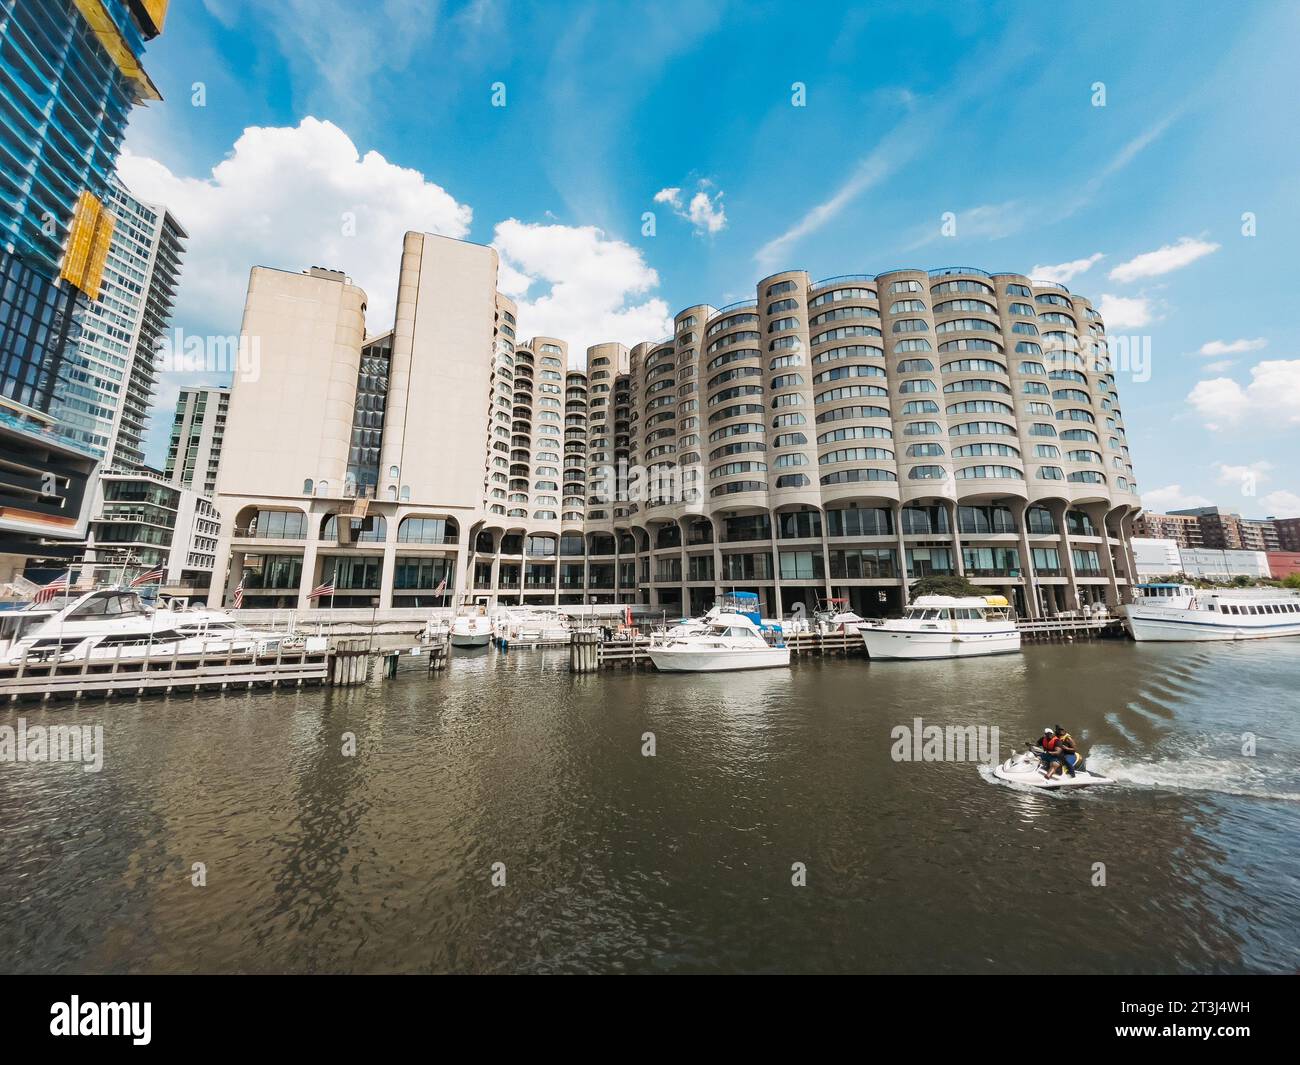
[212,237,1142,620]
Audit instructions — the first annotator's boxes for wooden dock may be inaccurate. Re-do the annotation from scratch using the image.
[0,643,330,702]
[1015,617,1126,642]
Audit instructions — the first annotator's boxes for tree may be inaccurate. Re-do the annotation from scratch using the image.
[908,575,995,601]
[1283,572,1300,590]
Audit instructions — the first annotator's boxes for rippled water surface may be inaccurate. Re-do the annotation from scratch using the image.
[2,639,1298,973]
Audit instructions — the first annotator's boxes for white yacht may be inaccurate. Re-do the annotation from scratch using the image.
[494,608,570,645]
[450,613,493,647]
[860,595,1021,661]
[648,593,790,672]
[5,588,312,664]
[1122,583,1300,642]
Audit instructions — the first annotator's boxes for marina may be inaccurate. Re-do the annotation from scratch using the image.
[2,637,1296,974]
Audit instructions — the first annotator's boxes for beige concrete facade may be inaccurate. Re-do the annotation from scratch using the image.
[209,236,1143,619]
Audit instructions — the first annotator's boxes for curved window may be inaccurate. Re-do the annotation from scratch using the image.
[951,421,1014,436]
[819,424,893,443]
[892,318,929,333]
[1036,292,1072,308]
[708,365,762,388]
[770,392,804,408]
[397,516,459,544]
[942,378,1010,394]
[1029,423,1057,437]
[1057,408,1096,424]
[1034,444,1061,458]
[889,299,926,314]
[1040,312,1077,327]
[1052,388,1090,404]
[766,279,797,297]
[901,399,940,414]
[816,384,888,404]
[889,279,922,294]
[1067,470,1106,484]
[1060,428,1099,442]
[816,405,891,425]
[770,372,805,390]
[707,403,766,423]
[707,348,760,371]
[775,474,811,488]
[810,286,876,307]
[937,318,998,334]
[773,432,807,447]
[819,468,898,485]
[942,358,1006,374]
[769,353,804,370]
[1006,283,1032,297]
[814,364,886,385]
[814,325,881,344]
[709,385,764,406]
[768,316,800,333]
[767,297,799,314]
[1049,369,1088,384]
[772,412,807,427]
[956,465,1023,480]
[1011,322,1039,335]
[932,279,994,297]
[774,452,808,467]
[933,298,996,316]
[710,440,766,460]
[899,379,937,393]
[708,421,765,442]
[711,480,766,497]
[821,447,894,464]
[1015,342,1043,356]
[1037,466,1065,480]
[954,442,1019,458]
[811,306,879,326]
[1022,381,1050,395]
[907,465,947,479]
[1067,449,1103,463]
[813,344,884,365]
[938,338,999,354]
[1007,302,1036,316]
[906,442,945,457]
[1018,360,1047,375]
[897,358,934,372]
[710,461,768,478]
[903,421,943,436]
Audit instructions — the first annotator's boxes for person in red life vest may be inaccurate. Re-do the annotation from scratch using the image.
[1038,727,1060,776]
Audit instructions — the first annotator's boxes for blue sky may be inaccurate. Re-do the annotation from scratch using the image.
[122,0,1300,518]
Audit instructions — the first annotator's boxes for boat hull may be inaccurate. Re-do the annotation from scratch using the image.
[1123,608,1300,642]
[450,632,491,648]
[861,626,1021,660]
[648,646,791,672]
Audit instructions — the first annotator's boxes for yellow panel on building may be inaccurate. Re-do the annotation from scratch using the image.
[60,191,116,301]
[138,0,170,37]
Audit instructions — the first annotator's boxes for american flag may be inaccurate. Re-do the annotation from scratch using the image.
[33,571,71,605]
[306,579,335,600]
[232,574,246,609]
[129,566,165,588]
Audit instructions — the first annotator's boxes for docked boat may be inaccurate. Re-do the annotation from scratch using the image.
[782,597,868,636]
[860,594,1021,660]
[494,608,570,645]
[5,587,313,664]
[450,613,493,647]
[1122,583,1300,642]
[647,592,789,672]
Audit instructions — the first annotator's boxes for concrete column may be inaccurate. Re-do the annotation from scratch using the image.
[297,537,320,609]
[893,502,910,602]
[1013,499,1039,619]
[948,500,965,576]
[1085,503,1120,607]
[1053,500,1080,611]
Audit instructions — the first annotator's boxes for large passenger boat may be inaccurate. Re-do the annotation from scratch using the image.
[1122,583,1300,642]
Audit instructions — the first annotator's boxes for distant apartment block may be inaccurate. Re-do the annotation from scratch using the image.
[1138,507,1285,553]
[210,233,1145,619]
[52,176,187,466]
[165,386,229,495]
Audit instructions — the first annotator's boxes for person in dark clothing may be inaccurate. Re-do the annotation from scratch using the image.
[1038,727,1059,775]
[1051,724,1079,778]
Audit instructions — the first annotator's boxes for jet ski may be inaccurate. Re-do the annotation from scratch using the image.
[991,745,1115,788]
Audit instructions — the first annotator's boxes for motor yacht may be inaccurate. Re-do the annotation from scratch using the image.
[647,593,789,672]
[860,595,1021,661]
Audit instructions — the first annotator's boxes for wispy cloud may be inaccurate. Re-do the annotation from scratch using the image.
[1097,293,1155,330]
[1197,337,1266,357]
[1109,237,1220,283]
[1030,253,1104,285]
[655,181,727,235]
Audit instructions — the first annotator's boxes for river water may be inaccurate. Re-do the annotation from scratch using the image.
[1,639,1297,973]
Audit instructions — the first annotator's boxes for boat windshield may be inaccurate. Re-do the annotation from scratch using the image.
[67,593,147,619]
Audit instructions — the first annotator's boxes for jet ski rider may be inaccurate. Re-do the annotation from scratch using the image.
[1038,727,1060,774]
[1043,724,1079,780]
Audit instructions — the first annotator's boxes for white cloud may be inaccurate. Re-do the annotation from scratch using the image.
[1260,490,1300,519]
[1187,360,1300,430]
[1108,237,1220,283]
[493,219,673,362]
[1097,293,1154,330]
[1198,337,1266,357]
[1213,461,1272,486]
[1203,359,1234,372]
[1030,253,1104,285]
[654,181,726,235]
[1142,485,1212,513]
[118,117,473,337]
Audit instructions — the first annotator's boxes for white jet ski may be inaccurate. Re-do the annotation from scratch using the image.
[992,746,1115,789]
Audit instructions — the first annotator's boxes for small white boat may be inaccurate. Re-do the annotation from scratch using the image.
[648,593,789,673]
[861,594,1021,660]
[450,614,492,647]
[992,748,1115,789]
[1122,583,1300,642]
